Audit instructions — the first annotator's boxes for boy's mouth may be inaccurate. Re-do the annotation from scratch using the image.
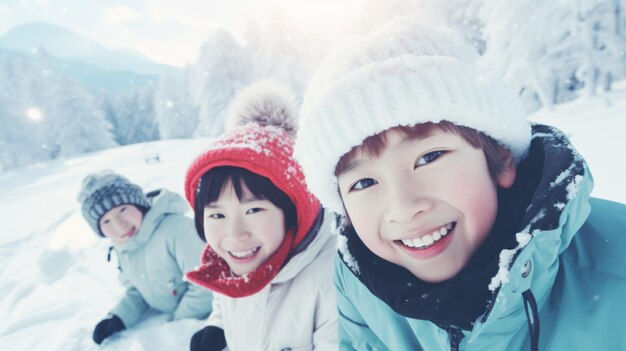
[124,227,137,238]
[396,222,456,250]
[228,247,260,260]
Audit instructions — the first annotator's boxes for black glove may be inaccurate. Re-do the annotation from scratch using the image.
[190,326,226,351]
[92,314,125,345]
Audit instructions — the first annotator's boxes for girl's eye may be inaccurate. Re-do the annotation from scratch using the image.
[208,213,224,219]
[101,219,110,225]
[415,151,444,168]
[246,208,263,214]
[350,178,377,192]
[119,206,126,213]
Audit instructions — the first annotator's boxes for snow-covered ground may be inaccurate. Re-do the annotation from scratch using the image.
[1,84,625,350]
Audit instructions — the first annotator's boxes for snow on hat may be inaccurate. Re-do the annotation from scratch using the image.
[185,80,320,298]
[77,171,150,237]
[294,16,532,214]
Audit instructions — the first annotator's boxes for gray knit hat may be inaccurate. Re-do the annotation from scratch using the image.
[77,171,150,237]
[294,16,532,214]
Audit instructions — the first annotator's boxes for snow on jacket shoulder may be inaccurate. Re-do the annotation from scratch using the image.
[206,210,338,351]
[110,189,213,327]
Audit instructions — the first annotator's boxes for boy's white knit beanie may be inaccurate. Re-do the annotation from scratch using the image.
[294,16,532,214]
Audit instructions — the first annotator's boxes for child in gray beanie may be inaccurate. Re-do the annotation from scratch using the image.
[78,171,213,345]
[294,15,626,351]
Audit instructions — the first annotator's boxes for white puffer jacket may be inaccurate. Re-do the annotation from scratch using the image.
[205,210,338,351]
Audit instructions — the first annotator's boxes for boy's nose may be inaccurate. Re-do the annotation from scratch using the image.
[114,218,130,231]
[383,184,432,223]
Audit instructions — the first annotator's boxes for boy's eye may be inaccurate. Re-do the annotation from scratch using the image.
[208,213,224,219]
[101,219,110,225]
[415,150,444,168]
[119,206,126,213]
[246,208,263,214]
[349,178,377,192]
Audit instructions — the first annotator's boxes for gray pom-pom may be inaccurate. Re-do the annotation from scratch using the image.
[225,80,298,136]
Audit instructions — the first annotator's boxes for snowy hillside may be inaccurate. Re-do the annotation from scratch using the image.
[1,84,625,350]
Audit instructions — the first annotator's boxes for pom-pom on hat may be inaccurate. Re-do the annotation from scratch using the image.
[185,80,320,298]
[77,171,150,237]
[223,80,298,135]
[294,16,532,214]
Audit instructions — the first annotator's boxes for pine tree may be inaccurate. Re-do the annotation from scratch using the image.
[191,30,251,137]
[479,0,626,110]
[154,71,198,139]
[243,20,313,102]
[574,0,626,95]
[0,50,116,170]
[45,75,116,158]
[108,85,159,145]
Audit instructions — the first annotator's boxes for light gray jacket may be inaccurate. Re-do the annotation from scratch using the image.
[205,210,338,351]
[110,189,213,327]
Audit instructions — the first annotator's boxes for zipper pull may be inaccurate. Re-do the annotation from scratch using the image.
[107,246,114,262]
[167,279,177,296]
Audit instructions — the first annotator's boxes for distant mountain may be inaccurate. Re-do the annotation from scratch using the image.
[0,47,162,95]
[0,22,179,77]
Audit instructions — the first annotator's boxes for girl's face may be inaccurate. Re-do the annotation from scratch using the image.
[203,179,287,276]
[99,204,144,246]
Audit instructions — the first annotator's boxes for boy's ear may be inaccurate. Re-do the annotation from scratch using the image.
[496,149,516,189]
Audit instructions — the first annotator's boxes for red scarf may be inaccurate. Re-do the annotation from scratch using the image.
[186,229,295,298]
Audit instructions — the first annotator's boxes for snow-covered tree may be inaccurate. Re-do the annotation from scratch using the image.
[154,71,198,139]
[45,75,116,158]
[254,0,431,100]
[243,20,312,100]
[191,30,251,137]
[107,84,160,145]
[574,0,626,95]
[0,50,116,170]
[426,0,486,53]
[0,87,40,170]
[0,55,43,170]
[479,0,626,111]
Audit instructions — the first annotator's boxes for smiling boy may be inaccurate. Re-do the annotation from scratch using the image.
[99,203,144,245]
[336,123,516,284]
[294,17,626,351]
[78,171,214,345]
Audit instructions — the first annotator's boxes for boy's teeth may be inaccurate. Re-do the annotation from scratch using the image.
[402,237,423,248]
[422,234,434,246]
[413,237,423,247]
[432,231,441,241]
[230,248,258,258]
[400,223,453,249]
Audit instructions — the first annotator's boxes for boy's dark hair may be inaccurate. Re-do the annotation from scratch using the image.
[194,166,297,241]
[334,121,510,181]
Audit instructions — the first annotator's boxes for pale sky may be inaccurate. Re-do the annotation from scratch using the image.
[0,0,368,67]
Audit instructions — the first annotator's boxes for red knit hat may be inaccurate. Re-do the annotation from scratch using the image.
[184,81,321,298]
